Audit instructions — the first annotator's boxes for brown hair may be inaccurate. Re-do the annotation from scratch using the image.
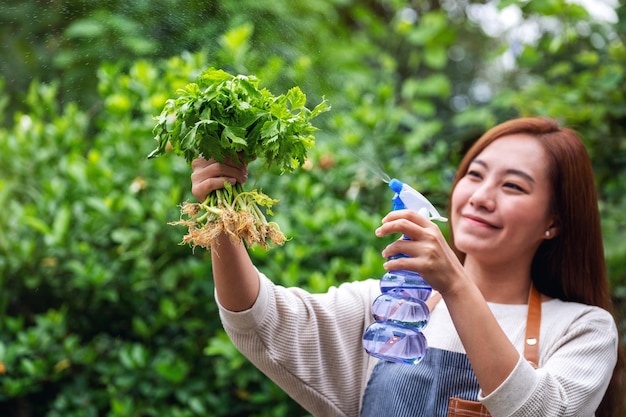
[448,117,623,415]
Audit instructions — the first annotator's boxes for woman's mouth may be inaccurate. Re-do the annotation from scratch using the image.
[462,214,499,229]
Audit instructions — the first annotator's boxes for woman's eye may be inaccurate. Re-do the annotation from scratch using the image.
[467,170,482,179]
[504,182,525,192]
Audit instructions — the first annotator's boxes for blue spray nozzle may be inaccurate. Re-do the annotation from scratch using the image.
[389,178,403,194]
[388,178,447,222]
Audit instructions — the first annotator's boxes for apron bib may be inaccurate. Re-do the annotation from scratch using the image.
[361,348,481,417]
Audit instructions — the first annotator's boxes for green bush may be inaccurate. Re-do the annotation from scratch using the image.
[0,52,315,416]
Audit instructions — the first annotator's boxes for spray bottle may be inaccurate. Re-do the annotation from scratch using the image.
[362,178,447,364]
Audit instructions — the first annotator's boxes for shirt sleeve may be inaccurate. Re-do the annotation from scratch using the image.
[479,306,618,417]
[217,271,381,417]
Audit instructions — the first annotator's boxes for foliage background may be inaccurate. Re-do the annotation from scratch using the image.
[1,0,625,415]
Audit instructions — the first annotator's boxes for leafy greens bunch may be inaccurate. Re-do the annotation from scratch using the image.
[149,68,329,250]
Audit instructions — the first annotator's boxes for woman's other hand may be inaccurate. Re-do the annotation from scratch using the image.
[375,209,465,295]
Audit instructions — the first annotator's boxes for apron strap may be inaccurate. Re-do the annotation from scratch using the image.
[425,282,542,367]
[524,282,542,368]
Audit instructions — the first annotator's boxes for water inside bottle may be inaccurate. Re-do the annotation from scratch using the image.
[371,293,429,330]
[362,322,427,364]
[380,270,432,301]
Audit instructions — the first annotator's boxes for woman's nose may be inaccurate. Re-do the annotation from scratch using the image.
[469,184,496,211]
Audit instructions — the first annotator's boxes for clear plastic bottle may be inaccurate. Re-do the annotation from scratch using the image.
[362,179,446,364]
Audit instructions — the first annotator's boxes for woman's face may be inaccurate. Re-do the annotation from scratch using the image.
[451,134,556,266]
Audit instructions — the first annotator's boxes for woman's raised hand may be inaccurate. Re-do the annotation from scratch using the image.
[190,157,248,201]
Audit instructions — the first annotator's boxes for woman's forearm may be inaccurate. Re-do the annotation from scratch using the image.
[211,233,260,312]
[442,282,521,396]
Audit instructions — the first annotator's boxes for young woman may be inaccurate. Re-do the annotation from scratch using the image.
[190,117,623,416]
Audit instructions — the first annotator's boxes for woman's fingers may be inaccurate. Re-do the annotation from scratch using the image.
[375,210,432,240]
[375,210,455,290]
[190,157,248,201]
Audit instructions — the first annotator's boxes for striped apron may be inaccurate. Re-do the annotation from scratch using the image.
[361,347,482,416]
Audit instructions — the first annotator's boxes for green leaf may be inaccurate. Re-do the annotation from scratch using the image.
[22,215,51,235]
[159,298,178,319]
[50,205,71,245]
[424,47,448,69]
[261,119,280,138]
[155,354,189,384]
[286,87,306,110]
[221,125,248,147]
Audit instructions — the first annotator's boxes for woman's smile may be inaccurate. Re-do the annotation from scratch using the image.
[460,213,499,229]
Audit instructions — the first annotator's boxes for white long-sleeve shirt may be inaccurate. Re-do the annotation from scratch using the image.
[217,272,618,417]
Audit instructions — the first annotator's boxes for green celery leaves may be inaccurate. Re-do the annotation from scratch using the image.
[149,68,329,250]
